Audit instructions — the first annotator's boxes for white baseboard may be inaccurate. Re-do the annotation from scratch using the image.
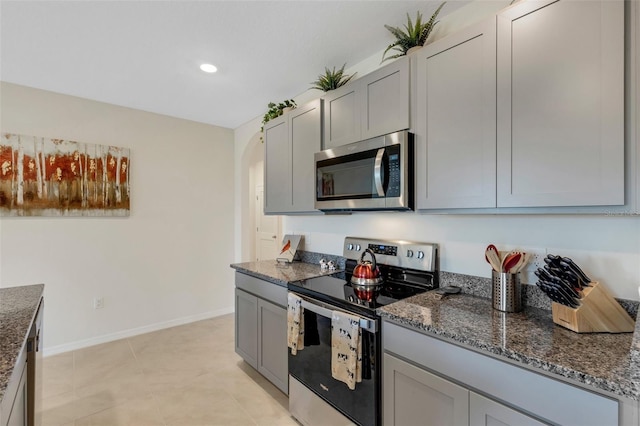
[43,306,234,357]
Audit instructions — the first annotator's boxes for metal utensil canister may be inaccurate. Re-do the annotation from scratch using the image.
[492,271,522,312]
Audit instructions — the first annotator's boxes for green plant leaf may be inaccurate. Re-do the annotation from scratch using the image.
[261,99,297,125]
[421,2,446,45]
[310,63,356,91]
[381,2,446,62]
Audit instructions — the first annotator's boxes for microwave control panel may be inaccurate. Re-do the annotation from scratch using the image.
[387,145,401,197]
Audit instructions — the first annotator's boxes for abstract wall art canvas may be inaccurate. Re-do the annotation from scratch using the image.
[0,133,130,216]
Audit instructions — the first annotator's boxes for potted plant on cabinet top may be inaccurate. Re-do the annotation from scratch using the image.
[260,99,297,140]
[310,63,357,92]
[381,1,446,63]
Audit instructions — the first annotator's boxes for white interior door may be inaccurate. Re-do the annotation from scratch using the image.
[255,185,280,261]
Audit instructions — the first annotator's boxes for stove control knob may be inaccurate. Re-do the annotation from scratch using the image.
[417,251,425,259]
[407,250,414,258]
[347,244,354,251]
[355,244,361,251]
[348,295,355,302]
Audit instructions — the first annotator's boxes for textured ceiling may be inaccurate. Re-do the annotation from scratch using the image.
[1,0,467,129]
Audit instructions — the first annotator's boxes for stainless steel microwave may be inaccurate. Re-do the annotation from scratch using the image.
[314,131,414,211]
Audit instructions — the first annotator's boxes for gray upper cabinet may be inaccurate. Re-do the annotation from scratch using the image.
[290,100,322,212]
[322,83,360,149]
[264,116,289,213]
[264,99,322,214]
[360,57,410,141]
[323,57,410,149]
[496,0,624,207]
[415,18,497,209]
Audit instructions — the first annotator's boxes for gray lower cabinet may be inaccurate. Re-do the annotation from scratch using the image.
[264,98,322,214]
[383,353,468,426]
[234,272,288,394]
[4,361,27,426]
[383,321,619,426]
[235,288,258,368]
[384,353,548,426]
[469,392,547,426]
[323,57,410,149]
[256,298,288,393]
[1,296,42,426]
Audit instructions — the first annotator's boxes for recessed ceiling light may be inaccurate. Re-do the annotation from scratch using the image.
[200,63,218,73]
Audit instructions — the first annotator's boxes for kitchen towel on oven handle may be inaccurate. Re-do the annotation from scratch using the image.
[287,293,304,355]
[331,310,362,390]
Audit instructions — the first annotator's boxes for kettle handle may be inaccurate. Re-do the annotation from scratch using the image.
[360,248,377,269]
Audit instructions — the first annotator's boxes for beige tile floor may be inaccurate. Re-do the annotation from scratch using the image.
[42,314,298,426]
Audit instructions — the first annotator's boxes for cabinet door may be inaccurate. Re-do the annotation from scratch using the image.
[384,354,469,426]
[470,392,548,426]
[264,116,291,213]
[360,56,410,140]
[6,363,27,426]
[323,83,360,149]
[257,299,288,394]
[234,289,258,368]
[290,99,322,212]
[416,19,497,209]
[496,0,624,207]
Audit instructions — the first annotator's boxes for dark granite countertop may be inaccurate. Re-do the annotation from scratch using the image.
[230,259,342,286]
[379,292,640,401]
[0,284,44,403]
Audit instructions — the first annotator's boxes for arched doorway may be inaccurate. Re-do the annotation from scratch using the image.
[239,131,281,262]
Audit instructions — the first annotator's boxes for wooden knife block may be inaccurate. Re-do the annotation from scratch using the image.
[551,282,635,333]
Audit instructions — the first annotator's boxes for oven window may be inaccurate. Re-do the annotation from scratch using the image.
[288,311,378,426]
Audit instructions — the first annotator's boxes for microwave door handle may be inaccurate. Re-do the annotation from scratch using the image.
[374,148,385,197]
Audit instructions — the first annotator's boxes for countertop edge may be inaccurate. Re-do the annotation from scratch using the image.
[0,284,45,404]
[230,264,288,286]
[230,260,343,287]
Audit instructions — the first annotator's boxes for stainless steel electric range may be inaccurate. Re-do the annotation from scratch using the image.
[287,237,439,426]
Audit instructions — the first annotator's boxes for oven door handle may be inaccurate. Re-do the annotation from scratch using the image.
[296,294,378,333]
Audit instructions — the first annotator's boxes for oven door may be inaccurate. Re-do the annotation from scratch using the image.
[288,293,380,426]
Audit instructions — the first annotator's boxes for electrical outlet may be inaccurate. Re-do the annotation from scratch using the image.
[523,248,547,271]
[521,248,547,285]
[93,297,104,309]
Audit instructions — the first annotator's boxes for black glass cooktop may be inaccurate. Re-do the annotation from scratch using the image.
[288,271,430,316]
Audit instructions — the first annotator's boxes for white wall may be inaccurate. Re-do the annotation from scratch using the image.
[233,0,640,301]
[285,214,640,300]
[0,82,236,354]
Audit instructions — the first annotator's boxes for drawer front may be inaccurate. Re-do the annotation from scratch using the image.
[235,272,287,307]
